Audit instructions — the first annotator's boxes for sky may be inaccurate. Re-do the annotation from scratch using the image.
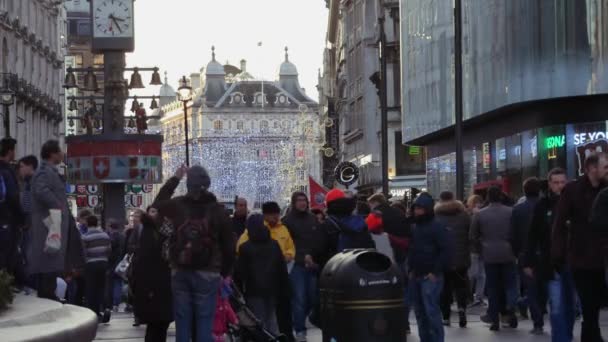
[127,0,329,101]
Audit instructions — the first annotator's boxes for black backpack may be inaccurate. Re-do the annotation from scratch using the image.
[173,218,216,269]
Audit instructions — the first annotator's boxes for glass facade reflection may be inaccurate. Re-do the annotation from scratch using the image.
[401,0,608,142]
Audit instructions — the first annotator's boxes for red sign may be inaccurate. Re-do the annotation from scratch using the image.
[76,195,87,208]
[93,157,111,179]
[76,185,87,194]
[66,138,163,184]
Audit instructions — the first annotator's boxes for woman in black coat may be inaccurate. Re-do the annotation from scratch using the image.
[130,210,173,342]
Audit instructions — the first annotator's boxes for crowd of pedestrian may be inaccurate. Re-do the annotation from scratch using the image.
[4,135,608,342]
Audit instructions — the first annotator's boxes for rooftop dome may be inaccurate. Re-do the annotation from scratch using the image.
[159,72,176,97]
[279,47,298,77]
[206,46,225,76]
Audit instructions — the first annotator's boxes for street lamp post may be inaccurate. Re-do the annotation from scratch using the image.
[378,15,390,198]
[178,76,193,167]
[0,78,15,138]
[454,0,465,200]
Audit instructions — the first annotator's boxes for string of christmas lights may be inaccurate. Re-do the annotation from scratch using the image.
[162,105,323,208]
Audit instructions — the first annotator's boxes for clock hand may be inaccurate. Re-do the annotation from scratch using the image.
[112,18,123,33]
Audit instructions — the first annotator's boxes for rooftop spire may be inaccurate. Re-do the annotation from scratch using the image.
[285,46,289,62]
[212,46,216,61]
[164,71,168,84]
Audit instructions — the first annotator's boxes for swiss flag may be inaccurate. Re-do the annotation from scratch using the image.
[93,157,111,179]
[309,176,328,209]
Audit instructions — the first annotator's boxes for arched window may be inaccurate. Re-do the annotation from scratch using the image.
[236,121,244,130]
[274,121,280,129]
[213,120,223,131]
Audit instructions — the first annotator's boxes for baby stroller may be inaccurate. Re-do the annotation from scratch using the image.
[226,284,288,342]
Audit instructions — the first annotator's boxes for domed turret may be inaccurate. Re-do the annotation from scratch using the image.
[205,46,227,105]
[159,72,176,107]
[206,46,225,76]
[279,47,299,77]
[278,47,314,103]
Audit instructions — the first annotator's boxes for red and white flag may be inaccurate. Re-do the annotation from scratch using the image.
[309,176,328,209]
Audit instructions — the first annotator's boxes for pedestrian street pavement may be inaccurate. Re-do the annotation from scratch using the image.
[95,305,608,342]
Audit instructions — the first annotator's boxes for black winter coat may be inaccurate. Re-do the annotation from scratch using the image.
[235,227,289,298]
[552,176,607,270]
[511,197,539,258]
[522,194,559,281]
[131,215,173,324]
[435,200,470,271]
[283,210,325,266]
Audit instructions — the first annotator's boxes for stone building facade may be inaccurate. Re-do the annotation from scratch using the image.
[161,48,322,208]
[0,0,66,156]
[319,0,425,198]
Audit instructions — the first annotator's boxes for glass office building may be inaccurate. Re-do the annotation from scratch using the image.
[400,0,608,196]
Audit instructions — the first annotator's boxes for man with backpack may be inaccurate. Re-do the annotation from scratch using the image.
[0,138,25,275]
[319,189,374,263]
[157,166,235,342]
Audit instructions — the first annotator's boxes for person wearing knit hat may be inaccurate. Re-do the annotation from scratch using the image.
[318,188,374,264]
[237,201,295,262]
[236,203,296,341]
[154,165,234,342]
[409,192,449,342]
[234,213,289,336]
[325,188,345,205]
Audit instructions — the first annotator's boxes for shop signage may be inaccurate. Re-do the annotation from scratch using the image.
[409,146,421,156]
[66,139,163,184]
[335,161,359,187]
[545,135,565,149]
[482,143,491,169]
[574,132,608,146]
[576,139,608,176]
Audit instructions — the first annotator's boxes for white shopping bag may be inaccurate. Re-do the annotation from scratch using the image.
[371,232,395,263]
[43,209,62,254]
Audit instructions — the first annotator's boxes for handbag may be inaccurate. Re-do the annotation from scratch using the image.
[114,253,132,281]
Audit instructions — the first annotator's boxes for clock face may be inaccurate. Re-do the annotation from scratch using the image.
[92,0,133,38]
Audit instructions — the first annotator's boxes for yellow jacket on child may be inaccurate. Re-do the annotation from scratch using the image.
[237,220,296,261]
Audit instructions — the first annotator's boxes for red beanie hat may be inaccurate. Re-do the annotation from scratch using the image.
[326,188,346,204]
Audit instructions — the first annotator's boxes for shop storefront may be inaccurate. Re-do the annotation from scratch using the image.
[426,119,608,198]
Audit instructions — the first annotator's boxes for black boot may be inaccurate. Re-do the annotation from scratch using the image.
[458,310,467,328]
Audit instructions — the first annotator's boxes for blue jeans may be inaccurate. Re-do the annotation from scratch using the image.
[172,270,221,342]
[112,276,123,307]
[411,275,444,342]
[485,263,518,323]
[548,270,575,342]
[290,264,317,334]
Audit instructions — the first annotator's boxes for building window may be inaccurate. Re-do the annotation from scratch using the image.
[93,54,104,66]
[213,120,223,131]
[236,121,244,130]
[260,120,269,133]
[274,121,280,129]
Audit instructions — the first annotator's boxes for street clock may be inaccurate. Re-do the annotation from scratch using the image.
[91,0,135,52]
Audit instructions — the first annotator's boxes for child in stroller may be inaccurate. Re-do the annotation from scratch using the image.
[225,284,288,342]
[230,214,291,342]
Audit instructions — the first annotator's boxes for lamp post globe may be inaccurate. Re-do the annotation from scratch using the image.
[178,75,193,166]
[178,75,193,101]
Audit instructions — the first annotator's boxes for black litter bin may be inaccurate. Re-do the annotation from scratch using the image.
[319,249,405,342]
